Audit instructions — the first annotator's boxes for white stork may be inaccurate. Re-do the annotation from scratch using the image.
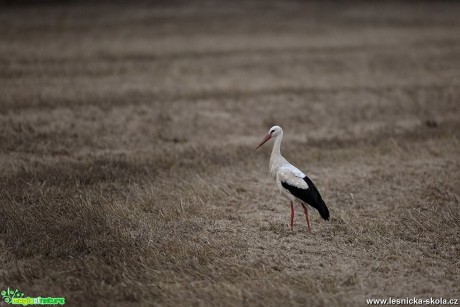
[256,125,329,231]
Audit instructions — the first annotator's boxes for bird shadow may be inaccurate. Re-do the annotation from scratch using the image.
[260,222,313,237]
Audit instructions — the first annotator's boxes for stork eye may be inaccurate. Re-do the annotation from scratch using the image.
[270,130,274,134]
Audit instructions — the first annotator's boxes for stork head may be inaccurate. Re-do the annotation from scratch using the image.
[256,125,283,149]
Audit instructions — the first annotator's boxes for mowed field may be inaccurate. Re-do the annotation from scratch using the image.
[1,1,460,306]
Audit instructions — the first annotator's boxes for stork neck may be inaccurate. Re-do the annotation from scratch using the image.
[271,133,283,158]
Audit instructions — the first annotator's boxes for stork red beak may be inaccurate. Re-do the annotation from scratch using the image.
[256,134,271,150]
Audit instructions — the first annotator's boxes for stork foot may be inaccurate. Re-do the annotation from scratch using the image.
[302,204,311,232]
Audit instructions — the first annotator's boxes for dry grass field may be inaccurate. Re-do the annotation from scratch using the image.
[1,1,460,306]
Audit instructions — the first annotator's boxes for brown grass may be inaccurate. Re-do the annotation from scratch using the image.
[1,1,459,306]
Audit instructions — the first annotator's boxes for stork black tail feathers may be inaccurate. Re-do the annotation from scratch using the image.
[315,198,330,221]
[301,176,329,221]
[280,175,330,221]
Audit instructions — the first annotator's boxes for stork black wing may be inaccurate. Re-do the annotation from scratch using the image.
[281,176,329,221]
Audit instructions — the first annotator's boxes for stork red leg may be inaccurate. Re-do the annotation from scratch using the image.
[302,204,311,232]
[290,201,294,230]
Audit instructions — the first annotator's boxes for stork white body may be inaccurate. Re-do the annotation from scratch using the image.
[257,126,329,231]
[269,134,307,201]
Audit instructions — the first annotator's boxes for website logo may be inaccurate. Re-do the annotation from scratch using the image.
[1,288,65,306]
